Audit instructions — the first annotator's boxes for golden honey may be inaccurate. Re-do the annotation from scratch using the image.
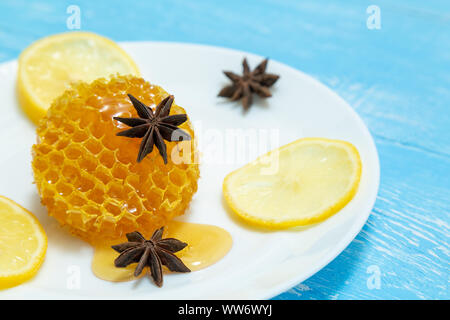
[91,221,232,282]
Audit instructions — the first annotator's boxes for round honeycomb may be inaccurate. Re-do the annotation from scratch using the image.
[32,75,200,243]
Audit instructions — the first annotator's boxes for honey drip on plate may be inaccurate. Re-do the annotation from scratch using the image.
[91,221,232,282]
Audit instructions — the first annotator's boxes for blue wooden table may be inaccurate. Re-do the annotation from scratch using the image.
[1,0,448,299]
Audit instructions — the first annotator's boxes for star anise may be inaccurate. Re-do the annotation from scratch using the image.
[114,94,191,164]
[112,227,190,287]
[218,58,280,110]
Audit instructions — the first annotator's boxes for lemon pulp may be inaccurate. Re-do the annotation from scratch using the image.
[223,138,362,228]
[0,196,47,289]
[17,32,140,124]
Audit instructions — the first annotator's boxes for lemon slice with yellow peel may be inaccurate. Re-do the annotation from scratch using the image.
[0,196,47,289]
[17,31,140,124]
[223,138,362,228]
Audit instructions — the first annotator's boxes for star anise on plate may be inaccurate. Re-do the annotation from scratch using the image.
[218,58,280,110]
[112,227,190,287]
[114,94,191,164]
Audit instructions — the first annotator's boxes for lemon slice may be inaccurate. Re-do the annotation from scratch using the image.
[223,138,362,228]
[17,31,140,124]
[0,196,47,289]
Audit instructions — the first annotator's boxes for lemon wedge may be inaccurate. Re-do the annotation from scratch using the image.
[223,138,362,228]
[17,31,140,124]
[0,196,47,289]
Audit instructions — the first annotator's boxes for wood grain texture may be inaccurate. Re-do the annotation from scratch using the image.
[0,0,448,299]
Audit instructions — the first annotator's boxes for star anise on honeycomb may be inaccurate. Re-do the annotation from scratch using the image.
[112,227,190,287]
[114,94,191,164]
[218,58,280,110]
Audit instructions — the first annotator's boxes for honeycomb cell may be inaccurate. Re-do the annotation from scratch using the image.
[83,138,102,154]
[32,75,199,243]
[152,172,168,190]
[55,181,73,196]
[69,194,86,207]
[86,95,103,109]
[35,144,52,155]
[84,205,101,217]
[89,122,105,139]
[62,164,80,181]
[45,170,59,184]
[62,123,75,135]
[65,145,82,160]
[169,169,187,187]
[126,174,142,195]
[56,139,70,150]
[146,187,163,206]
[165,191,179,205]
[116,146,135,164]
[73,130,88,143]
[49,152,64,165]
[99,150,115,168]
[78,155,97,172]
[67,211,85,230]
[106,182,125,199]
[33,158,48,173]
[79,108,98,129]
[44,131,58,145]
[102,133,119,151]
[125,194,143,215]
[75,175,95,192]
[112,163,127,180]
[104,201,121,216]
[95,166,112,185]
[88,187,105,204]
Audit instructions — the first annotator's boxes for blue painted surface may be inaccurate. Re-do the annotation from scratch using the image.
[0,0,448,299]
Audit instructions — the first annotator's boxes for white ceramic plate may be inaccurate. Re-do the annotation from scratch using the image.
[0,42,379,299]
